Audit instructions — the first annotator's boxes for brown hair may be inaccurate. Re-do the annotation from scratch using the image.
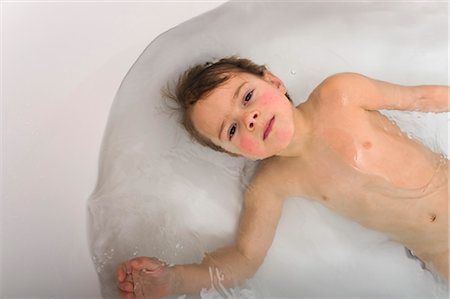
[163,56,292,154]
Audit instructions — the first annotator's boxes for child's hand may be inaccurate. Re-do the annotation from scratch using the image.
[116,256,172,299]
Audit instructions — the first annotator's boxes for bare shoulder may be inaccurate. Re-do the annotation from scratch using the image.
[310,72,369,105]
[312,72,447,112]
[315,72,368,92]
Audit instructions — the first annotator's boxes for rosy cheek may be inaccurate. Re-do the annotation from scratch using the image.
[259,93,274,107]
[239,136,260,156]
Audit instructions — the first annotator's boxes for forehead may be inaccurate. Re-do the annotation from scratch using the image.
[190,72,253,140]
[201,71,261,102]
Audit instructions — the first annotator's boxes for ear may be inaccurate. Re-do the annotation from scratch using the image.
[263,70,287,94]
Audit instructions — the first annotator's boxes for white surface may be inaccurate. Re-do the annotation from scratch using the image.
[1,2,225,297]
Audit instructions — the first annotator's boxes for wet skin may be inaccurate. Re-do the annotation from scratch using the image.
[271,82,449,278]
[117,71,449,298]
[192,71,449,277]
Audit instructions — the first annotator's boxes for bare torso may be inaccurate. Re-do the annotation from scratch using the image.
[117,72,450,297]
[266,93,449,278]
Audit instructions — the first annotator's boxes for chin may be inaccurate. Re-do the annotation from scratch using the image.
[275,129,295,152]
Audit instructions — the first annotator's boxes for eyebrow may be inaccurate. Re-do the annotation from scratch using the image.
[218,121,225,141]
[218,81,247,141]
[233,81,246,100]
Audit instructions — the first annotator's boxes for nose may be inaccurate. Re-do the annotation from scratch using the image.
[244,111,260,131]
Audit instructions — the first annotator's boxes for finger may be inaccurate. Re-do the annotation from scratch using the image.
[125,261,133,274]
[118,287,135,299]
[132,270,145,299]
[130,256,151,269]
[117,281,134,293]
[131,257,162,272]
[116,264,128,282]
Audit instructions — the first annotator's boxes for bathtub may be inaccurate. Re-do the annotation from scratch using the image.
[1,2,223,297]
[87,1,448,298]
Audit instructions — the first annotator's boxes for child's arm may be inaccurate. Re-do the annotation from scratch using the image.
[318,72,449,112]
[170,183,285,295]
[117,172,285,298]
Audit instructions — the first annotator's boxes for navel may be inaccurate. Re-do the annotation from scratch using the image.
[429,213,437,223]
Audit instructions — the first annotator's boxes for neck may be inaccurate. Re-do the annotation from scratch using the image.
[276,103,313,157]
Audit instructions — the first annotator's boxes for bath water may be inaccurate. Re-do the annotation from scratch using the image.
[88,1,449,298]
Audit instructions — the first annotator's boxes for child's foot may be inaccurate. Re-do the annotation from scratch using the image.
[116,256,172,299]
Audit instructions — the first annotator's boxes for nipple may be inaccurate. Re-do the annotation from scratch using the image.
[362,142,372,149]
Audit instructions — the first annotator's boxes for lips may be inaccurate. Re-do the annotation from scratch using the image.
[263,116,275,140]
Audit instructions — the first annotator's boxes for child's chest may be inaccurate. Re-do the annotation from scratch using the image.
[306,106,440,192]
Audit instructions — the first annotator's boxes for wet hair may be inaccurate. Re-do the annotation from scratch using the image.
[163,56,292,154]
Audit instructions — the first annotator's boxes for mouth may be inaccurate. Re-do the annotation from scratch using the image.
[263,116,275,140]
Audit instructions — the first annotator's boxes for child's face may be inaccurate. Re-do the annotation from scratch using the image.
[191,71,295,160]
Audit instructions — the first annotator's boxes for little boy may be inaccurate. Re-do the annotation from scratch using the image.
[116,57,449,298]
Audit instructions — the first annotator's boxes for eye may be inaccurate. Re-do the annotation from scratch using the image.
[244,90,254,104]
[228,123,237,140]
